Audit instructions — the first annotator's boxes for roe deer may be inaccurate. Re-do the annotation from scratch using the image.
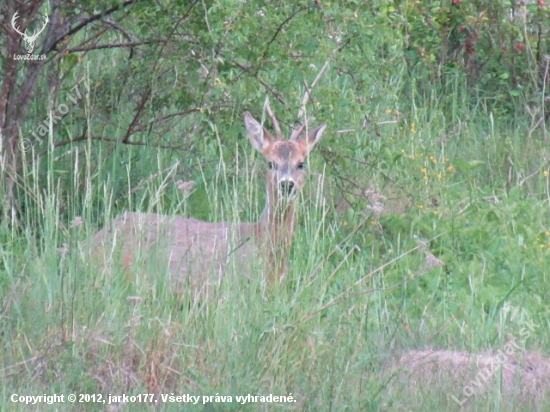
[93,108,326,293]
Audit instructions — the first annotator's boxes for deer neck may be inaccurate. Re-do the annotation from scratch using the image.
[254,188,297,280]
[259,196,296,239]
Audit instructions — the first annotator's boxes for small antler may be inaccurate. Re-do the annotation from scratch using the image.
[289,123,306,140]
[261,59,330,141]
[264,98,283,140]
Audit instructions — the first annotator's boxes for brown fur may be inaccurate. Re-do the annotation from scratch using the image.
[93,111,326,293]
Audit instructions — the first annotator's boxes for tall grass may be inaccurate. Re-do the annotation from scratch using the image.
[1,65,550,412]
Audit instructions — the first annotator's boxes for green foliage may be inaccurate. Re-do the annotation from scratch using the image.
[2,0,550,409]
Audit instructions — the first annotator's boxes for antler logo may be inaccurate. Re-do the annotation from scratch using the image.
[12,11,49,54]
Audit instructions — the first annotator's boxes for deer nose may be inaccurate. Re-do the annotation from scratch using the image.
[280,181,295,196]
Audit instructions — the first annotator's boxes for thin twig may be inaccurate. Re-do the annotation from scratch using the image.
[67,40,164,52]
[261,6,309,62]
[296,60,330,119]
[123,87,151,143]
[44,0,141,54]
[291,60,331,139]
[264,99,282,139]
[541,55,549,141]
[36,135,184,158]
[257,76,288,106]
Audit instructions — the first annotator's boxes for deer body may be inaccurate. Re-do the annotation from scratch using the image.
[93,111,326,292]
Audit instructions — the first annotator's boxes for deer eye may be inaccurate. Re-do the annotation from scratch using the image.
[268,162,276,170]
[297,162,305,170]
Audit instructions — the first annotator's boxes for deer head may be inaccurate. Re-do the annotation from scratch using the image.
[244,111,326,202]
[12,11,49,54]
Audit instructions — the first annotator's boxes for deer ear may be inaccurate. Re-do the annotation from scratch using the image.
[293,123,327,154]
[244,112,275,153]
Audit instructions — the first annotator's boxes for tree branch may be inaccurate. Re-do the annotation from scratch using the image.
[66,40,165,53]
[261,6,309,62]
[123,87,151,143]
[43,0,143,54]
